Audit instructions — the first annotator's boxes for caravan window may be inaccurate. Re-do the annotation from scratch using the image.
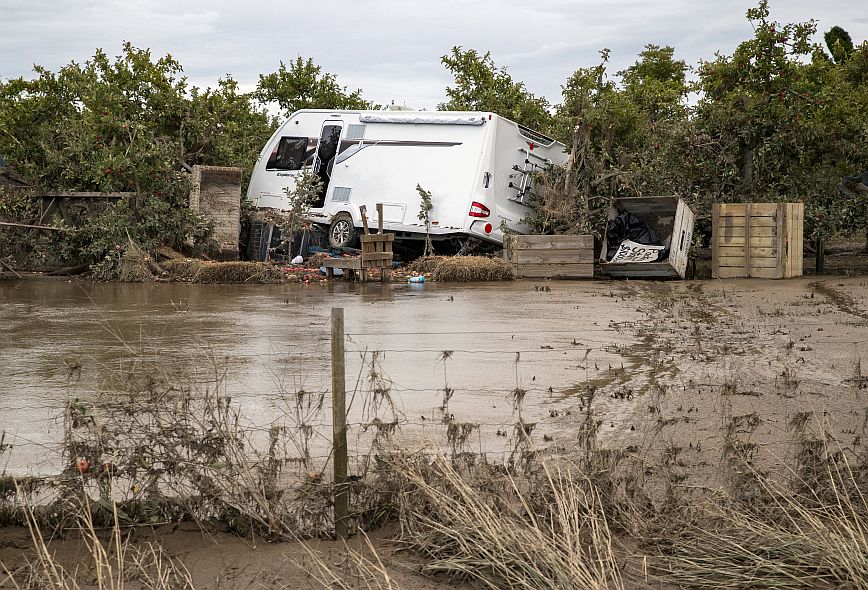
[266,137,307,171]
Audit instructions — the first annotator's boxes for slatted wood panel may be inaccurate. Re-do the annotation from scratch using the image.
[324,203,394,282]
[360,233,395,268]
[786,203,804,278]
[504,234,594,279]
[712,202,803,279]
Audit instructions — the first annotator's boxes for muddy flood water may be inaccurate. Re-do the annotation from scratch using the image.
[1,278,643,475]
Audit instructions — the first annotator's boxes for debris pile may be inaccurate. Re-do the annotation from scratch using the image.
[431,256,514,282]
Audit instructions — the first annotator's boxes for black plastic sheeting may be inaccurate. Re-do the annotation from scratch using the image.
[605,212,667,261]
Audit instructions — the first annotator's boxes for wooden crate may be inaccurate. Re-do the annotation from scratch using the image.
[504,234,594,279]
[599,196,695,279]
[360,233,394,267]
[323,204,394,282]
[712,202,803,279]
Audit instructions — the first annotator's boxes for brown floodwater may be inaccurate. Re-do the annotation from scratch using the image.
[0,277,640,475]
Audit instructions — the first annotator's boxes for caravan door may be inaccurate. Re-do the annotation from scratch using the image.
[312,122,343,208]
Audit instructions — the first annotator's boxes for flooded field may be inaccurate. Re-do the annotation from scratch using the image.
[1,275,866,477]
[2,274,867,589]
[1,277,642,475]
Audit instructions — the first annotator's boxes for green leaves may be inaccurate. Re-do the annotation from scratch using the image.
[0,45,378,274]
[824,26,854,64]
[439,47,554,135]
[273,168,323,250]
[255,57,373,117]
[0,44,273,275]
[693,5,868,238]
[527,1,868,243]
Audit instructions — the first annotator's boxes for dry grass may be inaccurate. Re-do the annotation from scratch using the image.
[408,255,514,281]
[431,256,514,282]
[661,468,867,588]
[388,454,623,589]
[1,491,195,589]
[304,252,331,269]
[296,531,397,590]
[406,256,449,275]
[117,240,163,283]
[160,259,296,283]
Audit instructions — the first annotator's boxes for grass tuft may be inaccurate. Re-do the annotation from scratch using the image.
[388,455,624,589]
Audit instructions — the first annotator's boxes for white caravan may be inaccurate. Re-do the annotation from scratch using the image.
[246,110,567,250]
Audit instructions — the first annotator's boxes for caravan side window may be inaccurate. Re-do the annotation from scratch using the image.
[266,137,307,171]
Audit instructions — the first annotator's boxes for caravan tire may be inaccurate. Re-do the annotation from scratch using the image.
[328,214,359,249]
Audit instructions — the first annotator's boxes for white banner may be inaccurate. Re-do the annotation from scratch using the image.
[610,240,665,264]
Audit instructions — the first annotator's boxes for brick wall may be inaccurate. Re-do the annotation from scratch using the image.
[190,165,242,260]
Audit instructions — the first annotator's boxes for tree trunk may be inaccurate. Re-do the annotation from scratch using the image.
[815,236,825,275]
[571,114,591,231]
[424,228,434,257]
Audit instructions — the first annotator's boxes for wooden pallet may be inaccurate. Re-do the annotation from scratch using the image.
[712,202,803,279]
[324,204,394,283]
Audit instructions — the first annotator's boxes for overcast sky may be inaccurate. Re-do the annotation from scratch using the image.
[2,0,866,112]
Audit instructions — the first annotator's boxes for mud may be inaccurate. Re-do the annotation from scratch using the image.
[0,522,465,589]
[580,276,868,491]
[2,276,865,477]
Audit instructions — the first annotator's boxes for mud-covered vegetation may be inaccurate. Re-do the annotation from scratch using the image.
[408,255,515,281]
[0,274,866,587]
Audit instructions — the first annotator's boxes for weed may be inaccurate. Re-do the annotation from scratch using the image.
[389,456,624,590]
[2,488,195,589]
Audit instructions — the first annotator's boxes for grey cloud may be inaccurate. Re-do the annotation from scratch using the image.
[1,0,866,111]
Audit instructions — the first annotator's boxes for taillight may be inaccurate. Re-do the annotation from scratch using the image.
[469,201,490,218]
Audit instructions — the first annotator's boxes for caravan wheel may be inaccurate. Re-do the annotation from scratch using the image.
[328,214,359,249]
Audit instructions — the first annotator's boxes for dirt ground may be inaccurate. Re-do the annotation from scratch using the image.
[578,275,867,492]
[1,268,866,588]
[0,522,462,589]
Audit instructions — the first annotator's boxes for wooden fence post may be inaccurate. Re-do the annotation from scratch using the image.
[331,307,349,538]
[816,236,825,275]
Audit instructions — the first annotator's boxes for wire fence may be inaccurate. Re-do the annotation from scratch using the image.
[3,316,866,471]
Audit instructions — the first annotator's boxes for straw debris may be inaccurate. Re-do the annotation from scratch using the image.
[406,256,448,275]
[116,240,163,283]
[431,256,514,282]
[161,259,297,283]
